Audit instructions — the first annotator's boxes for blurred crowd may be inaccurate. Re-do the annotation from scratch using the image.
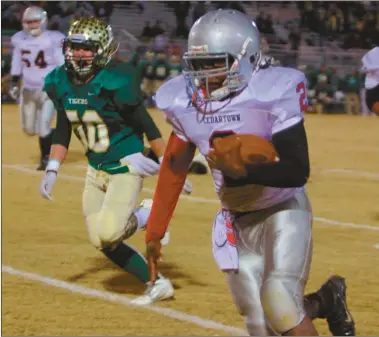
[298,1,379,49]
[1,1,375,114]
[301,64,369,115]
[2,1,114,33]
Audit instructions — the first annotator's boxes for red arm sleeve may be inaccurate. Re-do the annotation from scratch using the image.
[145,132,196,243]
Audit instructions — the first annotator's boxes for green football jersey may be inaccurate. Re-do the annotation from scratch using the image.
[44,61,145,174]
[168,62,183,78]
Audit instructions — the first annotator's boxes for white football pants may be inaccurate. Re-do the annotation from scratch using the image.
[20,88,55,137]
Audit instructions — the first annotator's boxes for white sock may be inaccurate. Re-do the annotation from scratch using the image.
[133,205,151,230]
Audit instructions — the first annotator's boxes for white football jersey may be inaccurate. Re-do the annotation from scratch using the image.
[155,66,308,212]
[361,47,379,89]
[11,30,65,90]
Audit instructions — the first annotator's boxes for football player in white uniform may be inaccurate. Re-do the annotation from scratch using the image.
[144,10,355,336]
[10,6,65,170]
[361,46,379,116]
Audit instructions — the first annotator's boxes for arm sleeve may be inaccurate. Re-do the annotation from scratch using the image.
[145,132,196,243]
[225,120,310,188]
[10,38,22,77]
[119,103,162,141]
[52,108,72,148]
[366,84,379,111]
[44,82,72,148]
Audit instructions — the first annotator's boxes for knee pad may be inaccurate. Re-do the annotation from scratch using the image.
[97,209,120,247]
[261,276,304,334]
[23,127,36,136]
[86,213,102,249]
[97,209,138,248]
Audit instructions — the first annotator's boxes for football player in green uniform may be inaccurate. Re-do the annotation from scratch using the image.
[39,17,185,305]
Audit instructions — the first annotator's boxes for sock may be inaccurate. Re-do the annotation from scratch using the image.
[133,206,151,230]
[304,292,327,319]
[39,129,55,158]
[102,241,159,284]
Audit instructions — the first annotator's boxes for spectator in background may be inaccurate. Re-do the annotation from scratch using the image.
[137,50,156,107]
[192,2,206,24]
[255,11,265,32]
[287,29,301,67]
[151,20,165,38]
[329,67,341,93]
[153,51,171,92]
[343,70,361,115]
[227,1,246,14]
[263,14,274,34]
[313,78,335,114]
[174,20,189,39]
[140,21,153,41]
[1,45,12,102]
[316,65,331,85]
[92,1,113,24]
[168,54,183,78]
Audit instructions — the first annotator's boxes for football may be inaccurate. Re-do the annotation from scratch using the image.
[210,134,279,179]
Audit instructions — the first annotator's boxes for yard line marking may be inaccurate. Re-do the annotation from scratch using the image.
[2,265,247,336]
[320,168,379,180]
[3,164,379,232]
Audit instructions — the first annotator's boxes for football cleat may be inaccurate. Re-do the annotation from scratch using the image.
[317,275,356,336]
[188,153,209,175]
[138,198,170,246]
[131,278,174,305]
[37,155,49,171]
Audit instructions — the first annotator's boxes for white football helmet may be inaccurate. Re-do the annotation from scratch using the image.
[183,9,261,103]
[22,6,47,37]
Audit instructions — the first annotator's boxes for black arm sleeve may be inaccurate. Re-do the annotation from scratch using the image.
[366,84,379,111]
[52,108,72,148]
[119,103,162,141]
[224,120,310,188]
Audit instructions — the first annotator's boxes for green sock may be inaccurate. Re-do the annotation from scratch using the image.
[102,242,152,284]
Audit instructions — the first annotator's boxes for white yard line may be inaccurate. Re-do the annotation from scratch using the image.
[3,164,379,232]
[2,265,247,335]
[320,168,379,180]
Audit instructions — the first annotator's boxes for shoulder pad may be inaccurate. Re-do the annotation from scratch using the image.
[11,31,26,46]
[44,65,67,99]
[98,61,141,90]
[106,62,143,106]
[154,75,187,111]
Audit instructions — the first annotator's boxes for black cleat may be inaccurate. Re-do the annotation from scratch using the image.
[188,162,208,175]
[318,275,356,336]
[37,155,49,171]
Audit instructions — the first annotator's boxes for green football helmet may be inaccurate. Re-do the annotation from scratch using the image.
[63,17,118,82]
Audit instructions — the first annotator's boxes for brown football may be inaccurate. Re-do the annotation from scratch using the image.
[237,134,279,165]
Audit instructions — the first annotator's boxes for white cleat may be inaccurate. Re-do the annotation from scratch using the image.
[131,278,174,306]
[139,198,170,246]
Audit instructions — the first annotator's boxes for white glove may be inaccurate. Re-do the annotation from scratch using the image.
[124,152,161,177]
[9,86,20,100]
[40,171,57,201]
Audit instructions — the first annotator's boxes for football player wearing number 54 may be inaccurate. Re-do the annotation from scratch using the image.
[10,6,65,170]
[39,17,193,305]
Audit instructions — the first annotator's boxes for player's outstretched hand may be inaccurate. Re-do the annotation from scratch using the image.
[124,153,161,177]
[146,240,162,284]
[9,86,20,100]
[40,171,57,201]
